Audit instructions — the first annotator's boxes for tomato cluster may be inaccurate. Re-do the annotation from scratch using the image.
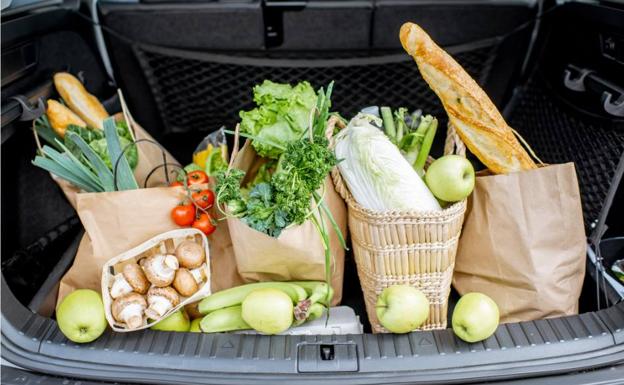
[170,170,216,235]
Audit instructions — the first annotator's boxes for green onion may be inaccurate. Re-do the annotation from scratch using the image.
[414,117,438,174]
[380,107,396,143]
[33,151,101,193]
[313,191,347,251]
[66,132,115,191]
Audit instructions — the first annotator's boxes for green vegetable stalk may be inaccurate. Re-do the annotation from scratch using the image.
[413,117,438,174]
[380,106,396,143]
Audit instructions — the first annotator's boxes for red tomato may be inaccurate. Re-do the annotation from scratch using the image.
[187,170,209,186]
[170,181,184,187]
[192,213,216,235]
[192,189,215,209]
[171,204,195,226]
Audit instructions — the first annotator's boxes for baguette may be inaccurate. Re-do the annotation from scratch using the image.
[46,99,86,138]
[54,72,109,130]
[400,22,537,174]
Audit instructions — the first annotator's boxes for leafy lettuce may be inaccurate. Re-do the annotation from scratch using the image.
[239,80,317,159]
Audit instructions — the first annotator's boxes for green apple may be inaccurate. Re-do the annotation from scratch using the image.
[150,310,190,332]
[56,289,107,343]
[425,155,475,202]
[376,285,429,333]
[452,292,499,343]
[189,318,202,333]
[242,288,293,334]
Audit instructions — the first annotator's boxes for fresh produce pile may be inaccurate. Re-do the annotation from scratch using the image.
[32,73,139,192]
[49,20,541,346]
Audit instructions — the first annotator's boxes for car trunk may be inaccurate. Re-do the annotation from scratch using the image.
[1,0,623,383]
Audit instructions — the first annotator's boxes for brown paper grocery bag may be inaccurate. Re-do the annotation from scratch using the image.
[453,163,586,322]
[226,141,347,305]
[57,186,243,304]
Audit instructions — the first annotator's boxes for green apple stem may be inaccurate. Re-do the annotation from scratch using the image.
[413,117,438,175]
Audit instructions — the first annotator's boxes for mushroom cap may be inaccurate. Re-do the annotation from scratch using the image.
[147,286,180,307]
[173,268,199,297]
[141,254,177,287]
[122,263,149,294]
[111,292,147,320]
[184,302,203,320]
[175,241,205,269]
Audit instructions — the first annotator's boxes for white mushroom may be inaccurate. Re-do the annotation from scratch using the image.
[110,273,133,299]
[140,254,179,287]
[110,263,150,298]
[111,293,147,330]
[175,241,205,269]
[145,286,180,319]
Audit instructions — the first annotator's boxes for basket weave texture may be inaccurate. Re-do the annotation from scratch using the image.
[330,119,467,332]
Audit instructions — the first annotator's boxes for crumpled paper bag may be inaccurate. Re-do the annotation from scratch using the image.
[453,163,586,322]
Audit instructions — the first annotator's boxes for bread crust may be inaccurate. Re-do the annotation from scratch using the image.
[400,22,537,174]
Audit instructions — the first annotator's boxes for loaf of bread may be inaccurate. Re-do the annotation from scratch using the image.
[400,22,537,174]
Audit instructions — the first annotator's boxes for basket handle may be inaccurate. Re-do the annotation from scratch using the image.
[324,116,352,202]
[444,123,466,157]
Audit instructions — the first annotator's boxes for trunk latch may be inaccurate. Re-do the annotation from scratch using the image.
[297,342,358,372]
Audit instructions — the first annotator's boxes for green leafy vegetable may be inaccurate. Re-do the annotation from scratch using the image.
[215,137,336,238]
[65,132,115,191]
[381,107,438,172]
[104,117,139,190]
[32,118,140,193]
[239,80,317,159]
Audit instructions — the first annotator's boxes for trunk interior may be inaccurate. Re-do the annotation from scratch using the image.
[1,0,624,383]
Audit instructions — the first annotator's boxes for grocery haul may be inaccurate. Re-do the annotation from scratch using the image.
[33,22,586,344]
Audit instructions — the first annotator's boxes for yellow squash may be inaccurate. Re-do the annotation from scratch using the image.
[46,100,86,138]
[53,72,109,130]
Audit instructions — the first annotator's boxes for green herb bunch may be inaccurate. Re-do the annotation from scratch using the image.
[215,136,336,238]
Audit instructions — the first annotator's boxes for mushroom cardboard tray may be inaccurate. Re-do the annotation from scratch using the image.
[101,228,211,332]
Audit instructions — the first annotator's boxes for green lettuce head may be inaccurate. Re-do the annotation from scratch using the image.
[239,80,317,159]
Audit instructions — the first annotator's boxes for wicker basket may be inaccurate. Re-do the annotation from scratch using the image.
[330,118,467,332]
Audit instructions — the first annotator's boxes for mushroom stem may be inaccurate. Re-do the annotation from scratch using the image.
[110,274,133,299]
[190,266,206,284]
[119,303,145,329]
[146,296,174,318]
[164,254,179,270]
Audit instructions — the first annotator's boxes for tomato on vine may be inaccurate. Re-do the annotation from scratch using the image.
[171,204,195,226]
[192,189,215,209]
[187,170,209,186]
[192,212,216,235]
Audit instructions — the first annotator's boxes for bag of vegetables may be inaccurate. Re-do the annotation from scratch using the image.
[33,73,176,208]
[215,80,347,305]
